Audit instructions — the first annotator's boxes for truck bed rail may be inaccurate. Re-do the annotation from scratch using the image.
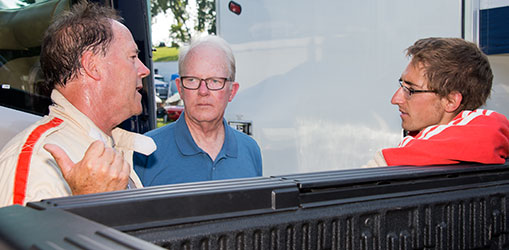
[1,160,509,249]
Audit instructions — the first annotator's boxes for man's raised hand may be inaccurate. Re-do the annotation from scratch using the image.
[43,140,130,195]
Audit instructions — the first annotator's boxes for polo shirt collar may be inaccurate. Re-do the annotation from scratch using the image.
[175,113,238,158]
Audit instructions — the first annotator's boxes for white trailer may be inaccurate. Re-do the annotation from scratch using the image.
[217,0,509,176]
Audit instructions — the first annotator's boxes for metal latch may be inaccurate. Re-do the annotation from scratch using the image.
[228,120,253,135]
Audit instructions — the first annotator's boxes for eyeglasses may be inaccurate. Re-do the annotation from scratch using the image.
[398,78,436,98]
[180,76,230,90]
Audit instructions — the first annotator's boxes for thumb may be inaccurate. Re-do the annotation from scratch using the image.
[44,143,75,176]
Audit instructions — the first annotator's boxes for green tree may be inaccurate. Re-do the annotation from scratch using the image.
[150,0,169,18]
[195,0,216,35]
[151,0,191,47]
[151,0,216,47]
[20,0,35,4]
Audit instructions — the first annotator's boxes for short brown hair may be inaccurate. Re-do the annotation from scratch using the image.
[40,1,122,90]
[407,37,493,111]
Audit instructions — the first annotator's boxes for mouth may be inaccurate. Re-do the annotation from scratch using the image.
[197,103,212,107]
[399,109,409,117]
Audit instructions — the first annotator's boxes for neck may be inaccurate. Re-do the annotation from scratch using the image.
[57,84,115,137]
[82,110,115,136]
[185,115,225,161]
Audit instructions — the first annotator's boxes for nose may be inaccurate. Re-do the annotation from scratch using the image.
[137,58,150,78]
[391,87,405,105]
[197,79,210,95]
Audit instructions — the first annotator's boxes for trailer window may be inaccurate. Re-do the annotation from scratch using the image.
[0,0,70,116]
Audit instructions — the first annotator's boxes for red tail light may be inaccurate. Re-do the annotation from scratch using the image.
[229,1,241,15]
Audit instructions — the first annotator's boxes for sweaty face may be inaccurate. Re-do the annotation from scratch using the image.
[97,20,150,124]
[177,45,239,125]
[391,62,449,133]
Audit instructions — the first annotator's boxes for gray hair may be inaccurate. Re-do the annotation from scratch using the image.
[178,35,236,81]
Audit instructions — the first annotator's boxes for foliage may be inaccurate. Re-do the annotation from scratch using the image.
[156,118,171,128]
[150,0,169,18]
[196,0,216,35]
[151,0,216,46]
[168,0,191,47]
[152,46,179,62]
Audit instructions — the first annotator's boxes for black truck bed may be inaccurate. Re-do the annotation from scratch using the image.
[1,160,509,249]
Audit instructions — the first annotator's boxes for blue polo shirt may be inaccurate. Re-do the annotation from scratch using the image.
[134,114,262,186]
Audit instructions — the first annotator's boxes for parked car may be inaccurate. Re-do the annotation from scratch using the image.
[164,105,184,122]
[154,74,169,100]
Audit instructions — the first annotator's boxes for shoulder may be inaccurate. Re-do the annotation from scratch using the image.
[0,116,71,206]
[145,122,177,141]
[485,110,509,123]
[226,127,262,168]
[0,116,65,157]
[141,122,180,158]
[460,109,509,128]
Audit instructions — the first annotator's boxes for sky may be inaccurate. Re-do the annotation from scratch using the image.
[151,11,174,46]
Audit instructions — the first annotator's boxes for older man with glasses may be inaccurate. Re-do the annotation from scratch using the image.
[134,35,262,186]
[365,37,509,167]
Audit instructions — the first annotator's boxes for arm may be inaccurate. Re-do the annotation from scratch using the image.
[362,150,388,168]
[382,110,509,166]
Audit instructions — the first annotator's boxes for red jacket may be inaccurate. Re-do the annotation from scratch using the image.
[382,109,509,166]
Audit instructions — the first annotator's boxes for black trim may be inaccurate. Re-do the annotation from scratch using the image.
[461,0,465,39]
[479,6,509,55]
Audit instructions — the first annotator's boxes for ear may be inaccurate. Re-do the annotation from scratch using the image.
[228,82,240,102]
[443,91,463,113]
[81,50,101,81]
[176,78,183,95]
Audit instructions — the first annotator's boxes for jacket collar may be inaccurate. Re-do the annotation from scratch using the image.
[50,90,156,155]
